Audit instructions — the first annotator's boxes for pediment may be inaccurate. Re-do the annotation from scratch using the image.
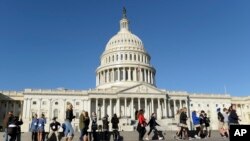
[118,84,164,94]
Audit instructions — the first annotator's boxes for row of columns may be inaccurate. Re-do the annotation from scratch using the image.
[93,97,168,120]
[97,67,155,85]
[103,53,149,65]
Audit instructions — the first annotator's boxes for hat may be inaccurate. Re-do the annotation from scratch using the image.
[217,108,221,112]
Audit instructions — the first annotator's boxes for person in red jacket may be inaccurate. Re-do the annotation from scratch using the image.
[137,109,147,141]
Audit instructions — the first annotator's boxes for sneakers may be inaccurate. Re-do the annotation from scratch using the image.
[194,135,201,139]
[159,137,163,140]
[145,137,149,140]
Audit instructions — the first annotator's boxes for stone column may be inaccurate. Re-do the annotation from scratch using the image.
[117,98,120,117]
[88,98,91,114]
[95,98,98,114]
[103,98,106,116]
[150,72,153,84]
[49,99,52,120]
[164,99,167,117]
[110,99,112,117]
[134,68,137,81]
[128,67,131,81]
[140,69,143,81]
[131,98,134,119]
[118,68,120,81]
[151,98,154,113]
[22,99,27,118]
[63,99,66,119]
[107,70,109,83]
[125,68,127,81]
[185,100,188,108]
[173,99,176,117]
[180,100,183,108]
[112,69,115,82]
[168,99,171,117]
[144,98,148,119]
[124,98,127,117]
[138,98,141,110]
[38,98,42,117]
[27,99,31,120]
[157,98,161,119]
[148,70,150,84]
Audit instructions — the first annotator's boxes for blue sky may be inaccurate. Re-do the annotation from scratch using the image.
[0,0,249,96]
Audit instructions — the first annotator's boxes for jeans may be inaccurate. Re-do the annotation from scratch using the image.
[138,127,146,141]
[64,120,74,137]
[3,128,8,141]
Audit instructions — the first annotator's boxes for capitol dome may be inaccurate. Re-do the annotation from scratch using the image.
[96,8,156,89]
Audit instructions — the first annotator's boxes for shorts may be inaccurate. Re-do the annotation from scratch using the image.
[223,122,229,130]
[37,128,44,133]
[218,122,224,129]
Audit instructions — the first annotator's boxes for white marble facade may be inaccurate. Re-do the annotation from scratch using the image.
[1,9,250,132]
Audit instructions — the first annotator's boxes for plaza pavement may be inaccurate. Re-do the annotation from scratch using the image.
[0,131,229,141]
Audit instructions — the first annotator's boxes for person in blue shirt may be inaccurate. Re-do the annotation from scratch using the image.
[30,114,38,141]
[192,111,201,139]
[37,114,46,141]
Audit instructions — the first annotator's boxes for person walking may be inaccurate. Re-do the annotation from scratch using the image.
[111,114,119,141]
[174,109,182,140]
[229,105,240,126]
[91,112,98,141]
[7,114,18,141]
[204,113,211,138]
[137,109,147,141]
[47,117,61,141]
[16,115,23,141]
[64,104,75,141]
[222,108,229,138]
[80,111,90,141]
[217,108,225,138]
[37,114,46,141]
[3,111,14,141]
[178,107,191,140]
[192,111,201,139]
[30,114,38,141]
[102,114,110,141]
[145,113,163,140]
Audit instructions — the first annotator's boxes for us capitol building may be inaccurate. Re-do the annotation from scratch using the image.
[0,9,250,132]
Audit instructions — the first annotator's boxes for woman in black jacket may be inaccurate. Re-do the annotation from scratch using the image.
[145,113,163,140]
[111,114,119,141]
[64,104,75,141]
[102,114,109,141]
[178,107,190,140]
[229,105,240,126]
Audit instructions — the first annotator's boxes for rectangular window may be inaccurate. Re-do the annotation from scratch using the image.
[114,70,118,81]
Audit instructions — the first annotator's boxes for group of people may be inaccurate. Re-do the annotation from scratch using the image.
[136,110,164,141]
[2,103,241,141]
[217,104,240,139]
[29,103,120,141]
[3,111,23,141]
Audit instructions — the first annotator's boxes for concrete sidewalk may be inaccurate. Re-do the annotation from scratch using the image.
[0,131,229,141]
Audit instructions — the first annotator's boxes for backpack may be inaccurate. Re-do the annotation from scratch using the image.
[218,112,224,122]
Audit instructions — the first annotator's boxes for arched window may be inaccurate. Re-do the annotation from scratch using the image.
[125,54,127,60]
[130,54,132,60]
[53,109,59,118]
[112,55,114,62]
[116,55,118,61]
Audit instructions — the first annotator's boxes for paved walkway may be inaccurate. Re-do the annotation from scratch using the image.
[0,131,229,141]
